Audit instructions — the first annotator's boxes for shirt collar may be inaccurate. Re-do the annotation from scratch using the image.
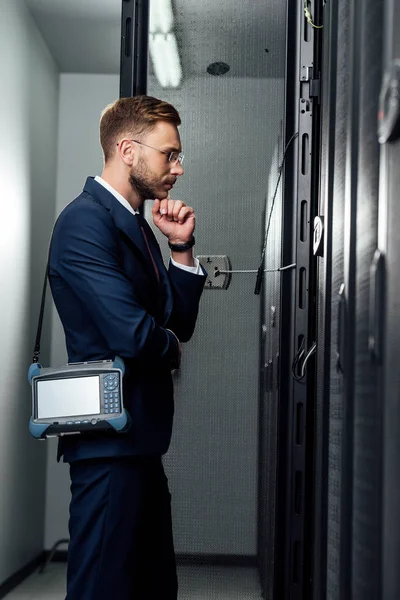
[94,176,139,216]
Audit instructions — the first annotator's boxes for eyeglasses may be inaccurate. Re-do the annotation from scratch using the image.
[131,139,184,165]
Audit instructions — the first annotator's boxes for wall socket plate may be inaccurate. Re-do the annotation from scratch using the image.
[196,255,232,290]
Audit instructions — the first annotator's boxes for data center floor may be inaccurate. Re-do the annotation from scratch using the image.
[3,563,262,600]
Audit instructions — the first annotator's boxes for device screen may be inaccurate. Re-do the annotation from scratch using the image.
[36,376,101,419]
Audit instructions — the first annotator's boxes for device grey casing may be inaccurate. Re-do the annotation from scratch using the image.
[28,357,130,439]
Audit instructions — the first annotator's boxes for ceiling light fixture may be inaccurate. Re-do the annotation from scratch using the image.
[149,0,182,89]
[149,0,174,34]
[150,33,182,89]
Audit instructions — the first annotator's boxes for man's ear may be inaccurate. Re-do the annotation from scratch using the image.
[117,139,137,167]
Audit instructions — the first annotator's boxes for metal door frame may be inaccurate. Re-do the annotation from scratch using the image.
[275,1,322,598]
[120,0,149,98]
[311,0,340,596]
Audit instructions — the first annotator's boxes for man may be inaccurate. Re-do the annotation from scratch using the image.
[49,95,206,599]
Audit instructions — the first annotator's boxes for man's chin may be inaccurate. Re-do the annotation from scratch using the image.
[156,190,169,199]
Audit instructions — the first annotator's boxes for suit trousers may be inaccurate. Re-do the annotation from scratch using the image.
[65,456,178,600]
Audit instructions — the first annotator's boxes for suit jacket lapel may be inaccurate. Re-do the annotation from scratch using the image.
[83,177,173,323]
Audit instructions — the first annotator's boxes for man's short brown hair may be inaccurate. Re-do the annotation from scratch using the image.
[100,95,181,162]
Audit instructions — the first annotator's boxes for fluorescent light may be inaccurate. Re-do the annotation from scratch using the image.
[150,33,182,89]
[149,0,174,34]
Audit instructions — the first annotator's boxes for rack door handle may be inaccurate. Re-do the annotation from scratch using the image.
[369,249,385,363]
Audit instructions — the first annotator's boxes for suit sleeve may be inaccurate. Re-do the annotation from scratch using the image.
[165,260,207,342]
[50,203,180,364]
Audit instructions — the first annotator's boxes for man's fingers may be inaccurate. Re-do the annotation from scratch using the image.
[152,199,161,215]
[152,200,162,223]
[172,201,185,221]
[177,206,194,224]
[158,199,188,221]
[159,198,170,218]
[156,199,194,224]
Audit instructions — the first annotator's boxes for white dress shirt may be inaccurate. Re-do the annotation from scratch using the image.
[94,176,201,275]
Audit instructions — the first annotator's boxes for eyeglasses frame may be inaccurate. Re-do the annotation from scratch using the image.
[117,139,184,165]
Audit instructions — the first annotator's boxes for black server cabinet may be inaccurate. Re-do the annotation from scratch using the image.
[311,0,339,597]
[380,1,400,598]
[273,1,322,599]
[318,0,386,598]
[348,0,384,598]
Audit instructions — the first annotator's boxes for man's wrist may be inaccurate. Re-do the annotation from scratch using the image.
[170,249,195,267]
[168,238,189,245]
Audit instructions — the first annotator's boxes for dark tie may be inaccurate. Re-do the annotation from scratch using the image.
[135,213,160,284]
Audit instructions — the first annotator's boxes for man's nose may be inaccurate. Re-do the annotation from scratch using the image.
[170,161,184,177]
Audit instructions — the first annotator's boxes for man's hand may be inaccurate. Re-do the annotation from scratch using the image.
[152,198,195,244]
[166,328,182,370]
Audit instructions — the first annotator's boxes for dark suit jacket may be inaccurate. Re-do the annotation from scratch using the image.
[49,177,206,462]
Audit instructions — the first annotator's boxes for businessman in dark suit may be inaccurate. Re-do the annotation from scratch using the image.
[49,96,206,599]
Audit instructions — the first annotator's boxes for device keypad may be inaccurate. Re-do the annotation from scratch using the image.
[103,373,121,414]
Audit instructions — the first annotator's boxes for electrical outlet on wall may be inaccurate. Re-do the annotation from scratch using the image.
[196,255,232,290]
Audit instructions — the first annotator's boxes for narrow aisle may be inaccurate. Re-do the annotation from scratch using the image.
[4,564,262,600]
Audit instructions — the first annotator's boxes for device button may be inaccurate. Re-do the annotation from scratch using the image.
[74,421,81,424]
[83,420,90,424]
[67,421,73,425]
[91,419,97,425]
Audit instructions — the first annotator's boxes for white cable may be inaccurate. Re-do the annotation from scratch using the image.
[216,263,296,275]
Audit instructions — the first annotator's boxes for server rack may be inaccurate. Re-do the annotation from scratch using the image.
[118,2,400,599]
[380,1,400,598]
[315,0,389,598]
[274,1,322,599]
[349,1,384,598]
[311,0,338,596]
[318,1,350,597]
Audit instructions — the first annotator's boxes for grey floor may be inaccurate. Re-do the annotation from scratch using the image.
[4,563,262,600]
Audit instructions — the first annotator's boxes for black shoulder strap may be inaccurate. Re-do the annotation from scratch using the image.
[32,216,59,363]
[32,261,49,364]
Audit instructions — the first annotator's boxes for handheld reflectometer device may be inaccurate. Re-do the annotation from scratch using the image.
[28,358,130,439]
[27,248,130,440]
